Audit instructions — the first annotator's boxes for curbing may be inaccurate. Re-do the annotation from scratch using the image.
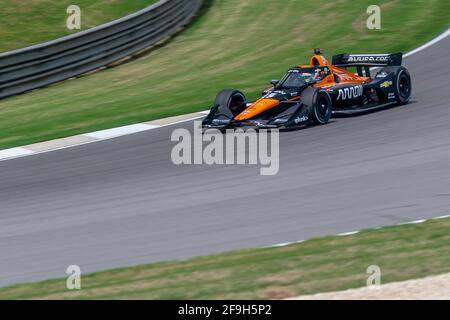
[0,111,207,162]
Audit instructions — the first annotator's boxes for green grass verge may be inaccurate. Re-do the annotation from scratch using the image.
[0,0,158,52]
[0,217,449,299]
[0,0,449,149]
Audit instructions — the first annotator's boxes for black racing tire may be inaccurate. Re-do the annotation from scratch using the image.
[376,66,412,105]
[394,67,412,105]
[300,88,333,125]
[214,89,247,116]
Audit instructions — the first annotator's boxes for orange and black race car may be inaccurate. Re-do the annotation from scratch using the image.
[202,49,412,129]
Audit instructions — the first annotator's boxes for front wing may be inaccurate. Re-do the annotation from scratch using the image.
[202,102,312,130]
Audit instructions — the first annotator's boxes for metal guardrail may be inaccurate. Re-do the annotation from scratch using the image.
[0,0,203,99]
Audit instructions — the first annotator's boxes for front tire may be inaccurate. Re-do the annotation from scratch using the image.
[214,89,247,116]
[300,88,333,125]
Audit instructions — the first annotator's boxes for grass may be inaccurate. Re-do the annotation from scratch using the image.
[0,0,158,52]
[0,217,449,299]
[0,0,448,149]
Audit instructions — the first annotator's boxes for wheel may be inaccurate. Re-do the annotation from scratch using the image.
[214,89,247,116]
[395,67,412,105]
[300,88,333,125]
[376,66,412,105]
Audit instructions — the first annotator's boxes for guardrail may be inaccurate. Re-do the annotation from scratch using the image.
[0,0,203,99]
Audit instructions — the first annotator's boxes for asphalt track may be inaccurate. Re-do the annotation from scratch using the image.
[1,34,450,287]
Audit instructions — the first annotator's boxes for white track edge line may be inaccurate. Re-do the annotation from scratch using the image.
[404,27,450,58]
[265,215,450,249]
[82,123,161,140]
[336,231,360,236]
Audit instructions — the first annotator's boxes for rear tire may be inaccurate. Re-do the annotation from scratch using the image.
[395,67,412,105]
[214,89,247,116]
[376,66,412,105]
[300,88,333,125]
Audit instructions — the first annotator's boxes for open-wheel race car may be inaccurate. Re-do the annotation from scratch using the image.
[202,49,412,130]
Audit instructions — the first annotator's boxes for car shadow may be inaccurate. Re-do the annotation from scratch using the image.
[332,100,418,118]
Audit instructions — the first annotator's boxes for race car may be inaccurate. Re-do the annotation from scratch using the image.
[202,49,412,129]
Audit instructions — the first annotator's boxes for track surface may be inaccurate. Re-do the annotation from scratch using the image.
[1,36,450,287]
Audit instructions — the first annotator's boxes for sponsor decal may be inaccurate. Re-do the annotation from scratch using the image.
[274,118,287,123]
[337,85,363,100]
[388,92,396,99]
[212,119,230,124]
[265,91,285,99]
[347,55,389,63]
[294,115,309,124]
[380,81,393,88]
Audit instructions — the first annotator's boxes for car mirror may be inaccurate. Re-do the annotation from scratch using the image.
[270,80,279,87]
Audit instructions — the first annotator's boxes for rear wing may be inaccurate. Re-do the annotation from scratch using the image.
[331,53,403,67]
[331,53,403,77]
